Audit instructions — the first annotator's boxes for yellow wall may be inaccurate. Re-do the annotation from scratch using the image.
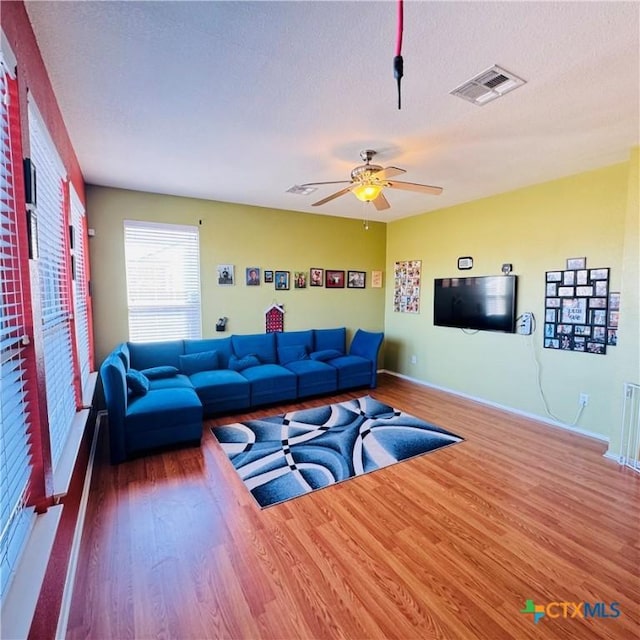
[385,159,638,446]
[87,186,386,363]
[87,154,638,450]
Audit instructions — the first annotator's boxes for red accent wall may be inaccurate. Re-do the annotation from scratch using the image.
[2,1,93,635]
[1,0,85,200]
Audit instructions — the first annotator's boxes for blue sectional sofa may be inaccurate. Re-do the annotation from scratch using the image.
[100,328,383,463]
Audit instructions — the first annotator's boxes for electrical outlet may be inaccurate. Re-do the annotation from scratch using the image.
[517,312,533,335]
[579,393,589,407]
[410,355,417,364]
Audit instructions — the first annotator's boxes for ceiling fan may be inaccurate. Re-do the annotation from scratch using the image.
[301,150,443,211]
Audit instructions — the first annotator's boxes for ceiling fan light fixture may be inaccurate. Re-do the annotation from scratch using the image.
[353,183,383,202]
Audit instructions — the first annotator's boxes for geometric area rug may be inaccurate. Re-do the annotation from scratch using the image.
[211,395,464,508]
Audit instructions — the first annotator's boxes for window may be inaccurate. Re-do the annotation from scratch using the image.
[28,98,77,467]
[70,185,91,395]
[0,61,35,600]
[124,220,201,342]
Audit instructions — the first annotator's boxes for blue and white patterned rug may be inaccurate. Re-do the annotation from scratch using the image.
[211,396,464,508]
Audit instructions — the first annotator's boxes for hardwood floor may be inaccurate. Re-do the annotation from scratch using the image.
[66,374,639,639]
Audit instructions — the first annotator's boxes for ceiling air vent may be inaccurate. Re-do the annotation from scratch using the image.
[286,185,317,196]
[450,65,526,106]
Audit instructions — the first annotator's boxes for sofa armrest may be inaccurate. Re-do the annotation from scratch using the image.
[349,330,384,387]
[99,355,128,464]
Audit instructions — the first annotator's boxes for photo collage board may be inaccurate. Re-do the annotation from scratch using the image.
[393,260,422,313]
[544,257,619,355]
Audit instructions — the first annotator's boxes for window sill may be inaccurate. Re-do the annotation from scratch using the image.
[53,371,98,498]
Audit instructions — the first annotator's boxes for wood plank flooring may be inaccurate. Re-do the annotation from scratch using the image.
[66,374,639,639]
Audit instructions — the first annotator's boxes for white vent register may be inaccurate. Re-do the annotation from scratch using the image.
[451,65,526,106]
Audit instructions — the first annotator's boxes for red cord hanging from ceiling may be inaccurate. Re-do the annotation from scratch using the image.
[394,0,404,109]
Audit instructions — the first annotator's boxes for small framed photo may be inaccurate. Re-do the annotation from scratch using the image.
[607,329,618,346]
[563,271,575,286]
[326,270,345,288]
[587,342,605,354]
[264,270,274,283]
[27,209,39,259]
[590,268,609,280]
[566,257,586,270]
[561,298,587,324]
[457,256,473,270]
[558,286,574,297]
[546,271,562,282]
[246,267,261,286]
[294,271,307,288]
[575,286,593,297]
[371,270,383,288]
[594,281,608,296]
[217,264,234,285]
[310,268,324,287]
[608,292,620,310]
[347,270,366,288]
[576,270,588,285]
[274,270,290,290]
[608,310,619,328]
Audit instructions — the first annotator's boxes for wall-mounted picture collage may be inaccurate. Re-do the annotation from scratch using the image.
[544,257,619,355]
[217,265,376,290]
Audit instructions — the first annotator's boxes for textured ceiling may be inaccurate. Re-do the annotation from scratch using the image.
[24,1,640,222]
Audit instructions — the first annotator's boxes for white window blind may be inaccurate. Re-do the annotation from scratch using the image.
[28,98,76,467]
[124,220,201,342]
[0,61,35,601]
[70,185,91,393]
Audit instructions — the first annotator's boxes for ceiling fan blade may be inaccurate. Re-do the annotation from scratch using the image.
[386,180,443,195]
[370,166,406,181]
[301,180,352,187]
[372,192,390,211]
[311,186,354,206]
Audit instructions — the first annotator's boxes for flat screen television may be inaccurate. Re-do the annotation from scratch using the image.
[433,275,518,333]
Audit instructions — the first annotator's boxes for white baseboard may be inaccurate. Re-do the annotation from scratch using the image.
[55,410,104,639]
[381,369,609,444]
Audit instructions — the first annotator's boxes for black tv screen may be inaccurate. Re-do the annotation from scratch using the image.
[433,275,518,333]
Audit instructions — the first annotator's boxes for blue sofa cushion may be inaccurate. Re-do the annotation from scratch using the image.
[278,344,308,365]
[141,365,179,379]
[349,329,384,359]
[148,374,194,391]
[314,327,346,354]
[184,337,233,369]
[328,354,372,389]
[284,359,338,397]
[126,369,150,396]
[229,354,261,371]
[126,388,202,432]
[239,364,297,404]
[276,330,314,351]
[179,350,219,375]
[189,369,250,407]
[309,349,342,362]
[128,340,184,370]
[115,343,130,369]
[232,333,276,364]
